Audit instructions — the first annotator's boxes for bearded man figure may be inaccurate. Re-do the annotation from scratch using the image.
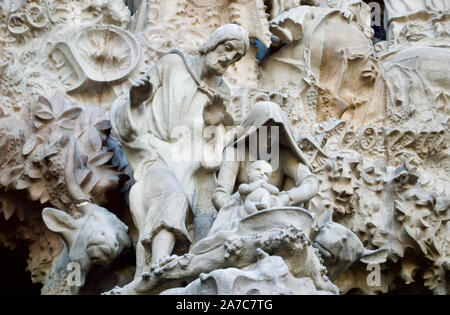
[111,24,249,277]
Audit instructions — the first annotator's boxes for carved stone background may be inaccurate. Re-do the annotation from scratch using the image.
[0,0,448,295]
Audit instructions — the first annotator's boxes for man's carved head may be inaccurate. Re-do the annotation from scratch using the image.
[199,24,249,76]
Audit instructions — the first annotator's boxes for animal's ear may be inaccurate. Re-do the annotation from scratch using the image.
[317,210,333,229]
[42,207,78,233]
[360,248,389,265]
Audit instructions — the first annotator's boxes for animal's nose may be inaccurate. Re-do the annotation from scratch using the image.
[92,230,107,240]
[87,230,115,248]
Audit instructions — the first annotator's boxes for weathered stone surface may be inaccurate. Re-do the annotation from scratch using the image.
[0,0,448,295]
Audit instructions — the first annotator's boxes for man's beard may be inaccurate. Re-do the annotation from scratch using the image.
[213,63,227,75]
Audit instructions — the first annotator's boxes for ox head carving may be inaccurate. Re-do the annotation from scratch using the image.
[313,210,388,280]
[42,202,131,285]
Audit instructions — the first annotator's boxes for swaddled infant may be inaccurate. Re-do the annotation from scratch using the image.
[238,160,280,215]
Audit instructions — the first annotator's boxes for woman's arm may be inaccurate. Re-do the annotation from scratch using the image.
[212,146,240,210]
[282,149,320,206]
[262,183,280,195]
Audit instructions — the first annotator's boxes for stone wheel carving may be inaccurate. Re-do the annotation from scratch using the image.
[73,25,140,83]
[48,25,141,91]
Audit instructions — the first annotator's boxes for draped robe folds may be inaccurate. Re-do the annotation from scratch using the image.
[209,102,319,234]
[265,4,385,128]
[384,0,449,40]
[385,0,449,21]
[110,51,229,254]
[266,5,349,91]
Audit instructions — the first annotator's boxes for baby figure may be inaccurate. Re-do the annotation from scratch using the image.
[238,160,280,215]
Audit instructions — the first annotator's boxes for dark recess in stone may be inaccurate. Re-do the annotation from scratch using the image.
[0,245,42,295]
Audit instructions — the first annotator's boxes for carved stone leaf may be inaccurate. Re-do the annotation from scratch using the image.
[15,178,29,190]
[59,107,83,122]
[2,201,16,221]
[37,95,53,111]
[391,241,406,259]
[95,120,112,131]
[89,151,114,166]
[75,167,91,186]
[394,200,408,222]
[27,180,49,203]
[400,260,420,284]
[35,110,54,120]
[405,226,428,254]
[57,119,77,130]
[33,119,43,129]
[26,167,42,179]
[79,171,92,187]
[422,265,446,292]
[1,165,24,188]
[89,128,103,152]
[22,137,37,156]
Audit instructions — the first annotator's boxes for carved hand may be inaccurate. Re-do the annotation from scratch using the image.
[248,180,266,191]
[262,183,280,195]
[238,183,251,196]
[130,74,152,108]
[210,91,228,108]
[256,202,269,210]
[277,191,291,207]
[212,192,231,211]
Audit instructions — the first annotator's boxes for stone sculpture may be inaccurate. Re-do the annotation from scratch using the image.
[0,0,448,295]
[262,1,385,129]
[0,91,131,294]
[160,249,334,295]
[312,210,388,280]
[42,202,131,293]
[104,99,370,295]
[238,160,280,215]
[211,101,319,227]
[110,23,249,276]
[104,206,338,295]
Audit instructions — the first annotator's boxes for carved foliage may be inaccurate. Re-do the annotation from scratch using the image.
[0,92,124,214]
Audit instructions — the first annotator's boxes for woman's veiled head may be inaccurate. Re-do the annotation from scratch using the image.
[232,101,311,170]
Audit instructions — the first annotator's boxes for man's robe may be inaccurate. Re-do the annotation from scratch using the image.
[110,51,228,257]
